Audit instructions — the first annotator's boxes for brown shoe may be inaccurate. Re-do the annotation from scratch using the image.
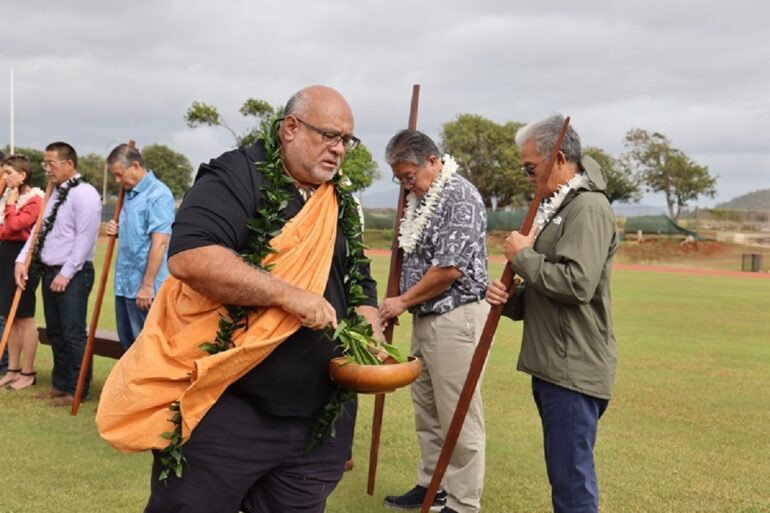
[37,388,67,400]
[344,459,354,471]
[48,395,75,407]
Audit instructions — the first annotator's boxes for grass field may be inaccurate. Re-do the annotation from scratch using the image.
[1,250,769,512]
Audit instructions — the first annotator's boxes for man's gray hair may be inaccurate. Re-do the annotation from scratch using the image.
[515,114,581,164]
[384,129,440,167]
[285,90,310,117]
[106,144,144,168]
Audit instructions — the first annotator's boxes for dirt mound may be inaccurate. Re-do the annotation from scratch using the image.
[487,232,731,263]
[618,239,729,262]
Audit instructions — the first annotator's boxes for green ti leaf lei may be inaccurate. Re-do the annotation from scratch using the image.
[158,114,379,480]
[30,176,85,278]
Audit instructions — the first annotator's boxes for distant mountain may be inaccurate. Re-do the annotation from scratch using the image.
[715,189,770,210]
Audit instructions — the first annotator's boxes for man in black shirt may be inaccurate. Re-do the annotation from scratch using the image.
[143,85,380,513]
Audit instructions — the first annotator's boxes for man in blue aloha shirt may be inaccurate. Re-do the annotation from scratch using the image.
[105,144,175,350]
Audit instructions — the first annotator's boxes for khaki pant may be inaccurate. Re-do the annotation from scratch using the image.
[411,300,490,513]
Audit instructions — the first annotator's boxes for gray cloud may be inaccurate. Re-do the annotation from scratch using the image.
[1,0,768,207]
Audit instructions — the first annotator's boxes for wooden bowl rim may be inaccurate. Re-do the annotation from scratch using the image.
[329,354,421,393]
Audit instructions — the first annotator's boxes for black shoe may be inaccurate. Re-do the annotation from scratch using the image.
[439,508,459,513]
[384,485,447,510]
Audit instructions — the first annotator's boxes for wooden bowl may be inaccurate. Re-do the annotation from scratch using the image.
[329,355,421,394]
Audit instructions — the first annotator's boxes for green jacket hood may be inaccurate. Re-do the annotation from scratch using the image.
[579,155,607,193]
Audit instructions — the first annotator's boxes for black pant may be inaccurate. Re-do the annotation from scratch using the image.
[145,390,355,513]
[41,263,94,396]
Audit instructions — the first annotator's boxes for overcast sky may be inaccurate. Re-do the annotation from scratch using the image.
[2,0,768,209]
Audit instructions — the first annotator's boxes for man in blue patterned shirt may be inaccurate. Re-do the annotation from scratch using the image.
[105,144,175,350]
[380,130,489,513]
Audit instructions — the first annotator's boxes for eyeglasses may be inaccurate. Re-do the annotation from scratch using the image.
[392,157,438,186]
[521,158,547,177]
[289,116,360,151]
[392,173,417,186]
[41,159,68,170]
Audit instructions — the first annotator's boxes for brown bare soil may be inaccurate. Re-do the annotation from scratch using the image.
[368,230,770,276]
[485,231,769,273]
[614,239,769,273]
[616,239,728,263]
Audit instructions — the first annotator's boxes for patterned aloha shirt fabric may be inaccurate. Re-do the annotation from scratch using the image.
[401,173,488,316]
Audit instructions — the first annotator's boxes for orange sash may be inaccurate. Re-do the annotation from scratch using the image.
[96,183,338,452]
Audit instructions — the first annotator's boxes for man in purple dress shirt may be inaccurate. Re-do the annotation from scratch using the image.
[15,142,101,407]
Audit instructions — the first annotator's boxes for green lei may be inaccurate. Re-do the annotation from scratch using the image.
[30,176,84,278]
[157,116,372,481]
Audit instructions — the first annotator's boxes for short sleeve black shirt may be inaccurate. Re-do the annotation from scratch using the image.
[169,142,378,417]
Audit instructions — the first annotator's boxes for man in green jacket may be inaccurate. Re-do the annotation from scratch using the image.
[487,114,618,513]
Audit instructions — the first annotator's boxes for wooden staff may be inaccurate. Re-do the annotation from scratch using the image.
[0,180,55,359]
[367,84,421,495]
[420,116,572,513]
[71,140,134,415]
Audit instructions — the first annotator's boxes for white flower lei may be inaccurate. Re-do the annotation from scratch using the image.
[398,154,458,254]
[533,173,589,239]
[0,186,45,224]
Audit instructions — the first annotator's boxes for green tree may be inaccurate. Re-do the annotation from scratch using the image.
[78,153,116,199]
[236,98,276,147]
[341,144,380,192]
[440,114,531,209]
[623,129,716,221]
[184,98,379,192]
[185,99,275,147]
[583,146,640,204]
[143,144,193,199]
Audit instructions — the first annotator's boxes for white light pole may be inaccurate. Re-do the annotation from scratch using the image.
[9,68,14,153]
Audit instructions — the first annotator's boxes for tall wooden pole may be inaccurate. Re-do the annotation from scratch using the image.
[367,85,420,495]
[0,180,55,359]
[420,117,572,513]
[71,140,134,415]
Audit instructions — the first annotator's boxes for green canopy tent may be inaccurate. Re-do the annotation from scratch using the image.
[623,214,700,239]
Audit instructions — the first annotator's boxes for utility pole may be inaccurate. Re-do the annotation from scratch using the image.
[9,68,14,153]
